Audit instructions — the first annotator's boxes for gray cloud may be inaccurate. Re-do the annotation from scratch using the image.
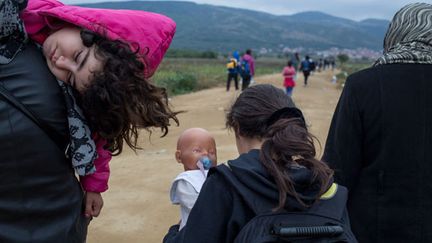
[62,0,423,21]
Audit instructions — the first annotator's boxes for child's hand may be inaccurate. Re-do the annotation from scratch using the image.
[85,191,104,218]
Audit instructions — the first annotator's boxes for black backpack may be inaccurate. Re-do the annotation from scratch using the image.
[216,165,357,243]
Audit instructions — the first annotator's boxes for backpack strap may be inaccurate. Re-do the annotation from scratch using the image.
[215,164,348,220]
[320,182,338,199]
[0,84,69,155]
[215,164,262,215]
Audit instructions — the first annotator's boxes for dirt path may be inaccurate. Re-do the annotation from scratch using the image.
[88,69,342,243]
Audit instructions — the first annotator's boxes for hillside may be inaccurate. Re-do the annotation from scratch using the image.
[79,1,389,52]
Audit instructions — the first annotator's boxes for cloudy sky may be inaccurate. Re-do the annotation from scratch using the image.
[61,0,422,21]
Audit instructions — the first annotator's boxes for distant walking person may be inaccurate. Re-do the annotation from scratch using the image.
[226,55,239,91]
[293,52,301,70]
[240,49,255,90]
[323,3,432,243]
[282,60,296,96]
[300,55,311,86]
[329,57,336,70]
[232,50,240,62]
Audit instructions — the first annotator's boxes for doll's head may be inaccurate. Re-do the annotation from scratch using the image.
[175,128,217,171]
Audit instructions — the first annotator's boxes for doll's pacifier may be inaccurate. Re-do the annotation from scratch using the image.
[197,156,212,170]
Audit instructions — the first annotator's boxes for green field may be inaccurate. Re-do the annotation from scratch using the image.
[152,58,287,95]
[336,61,373,86]
[152,57,375,94]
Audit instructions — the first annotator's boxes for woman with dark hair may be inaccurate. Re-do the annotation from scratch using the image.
[164,84,355,243]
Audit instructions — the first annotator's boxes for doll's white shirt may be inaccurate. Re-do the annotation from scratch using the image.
[170,170,208,229]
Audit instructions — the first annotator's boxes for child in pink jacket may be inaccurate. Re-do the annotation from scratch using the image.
[20,0,178,218]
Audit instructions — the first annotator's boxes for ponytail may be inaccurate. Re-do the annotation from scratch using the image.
[261,116,333,211]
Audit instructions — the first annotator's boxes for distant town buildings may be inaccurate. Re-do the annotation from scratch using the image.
[259,46,382,60]
[316,47,382,60]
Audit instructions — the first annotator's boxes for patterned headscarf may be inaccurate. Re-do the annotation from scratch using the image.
[374,3,432,66]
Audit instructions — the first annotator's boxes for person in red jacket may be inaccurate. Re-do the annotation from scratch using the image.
[282,60,296,96]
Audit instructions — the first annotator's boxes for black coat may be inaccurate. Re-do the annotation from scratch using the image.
[323,63,432,243]
[164,149,353,243]
[0,43,87,242]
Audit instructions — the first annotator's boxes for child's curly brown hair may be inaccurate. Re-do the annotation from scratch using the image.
[77,30,179,155]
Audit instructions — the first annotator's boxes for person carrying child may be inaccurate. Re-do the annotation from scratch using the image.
[282,60,296,96]
[18,0,179,220]
[170,128,217,230]
[164,84,356,243]
[0,0,178,240]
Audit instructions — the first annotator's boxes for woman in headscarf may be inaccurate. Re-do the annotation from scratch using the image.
[322,3,432,242]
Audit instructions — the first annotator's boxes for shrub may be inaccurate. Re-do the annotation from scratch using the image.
[165,49,218,59]
[154,71,198,95]
[337,54,349,67]
[336,62,371,87]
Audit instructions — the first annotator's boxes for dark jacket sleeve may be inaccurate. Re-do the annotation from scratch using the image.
[322,78,363,190]
[0,42,87,241]
[163,173,238,243]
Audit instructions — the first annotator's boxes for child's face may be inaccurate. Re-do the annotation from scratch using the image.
[42,27,102,93]
[175,129,217,171]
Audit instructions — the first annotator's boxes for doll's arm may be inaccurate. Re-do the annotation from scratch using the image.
[175,180,199,211]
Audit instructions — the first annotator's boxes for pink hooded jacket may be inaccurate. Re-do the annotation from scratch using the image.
[80,134,111,192]
[21,0,176,78]
[20,0,176,192]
